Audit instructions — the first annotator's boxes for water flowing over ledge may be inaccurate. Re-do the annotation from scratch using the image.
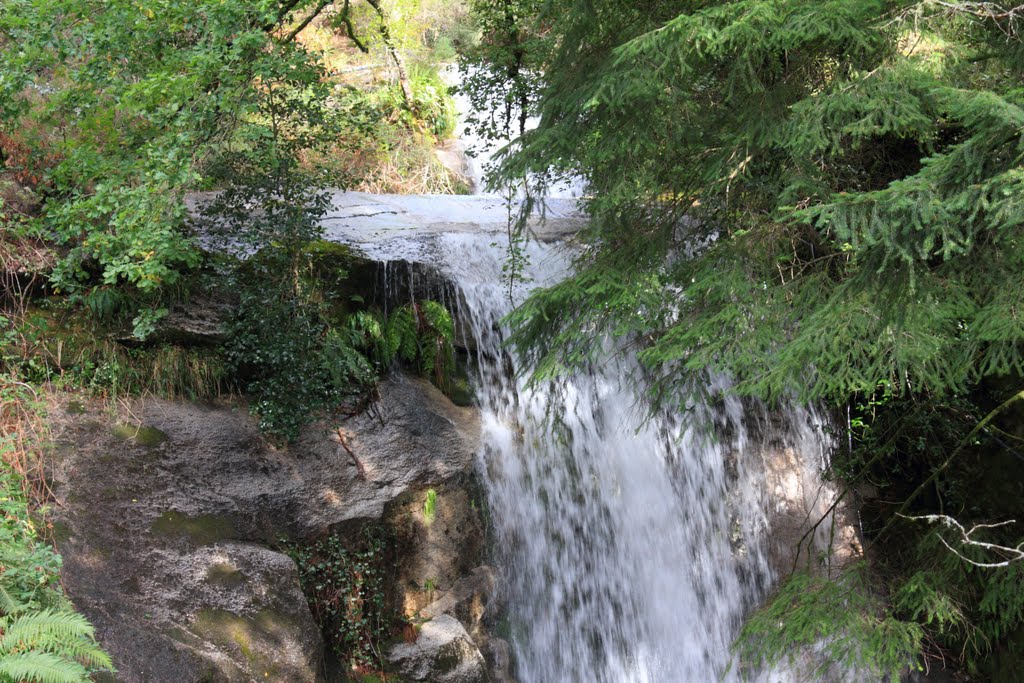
[327,200,858,682]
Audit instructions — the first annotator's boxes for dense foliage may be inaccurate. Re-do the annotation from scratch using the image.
[281,527,394,673]
[0,0,464,329]
[1,0,466,441]
[485,0,1024,678]
[1,5,467,678]
[502,0,1024,404]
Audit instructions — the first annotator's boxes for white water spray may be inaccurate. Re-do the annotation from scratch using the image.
[360,229,841,682]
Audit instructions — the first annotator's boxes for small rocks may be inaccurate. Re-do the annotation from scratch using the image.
[387,614,488,683]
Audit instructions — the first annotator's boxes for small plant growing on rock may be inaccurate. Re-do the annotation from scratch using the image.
[280,527,394,675]
[0,462,113,682]
[423,489,438,525]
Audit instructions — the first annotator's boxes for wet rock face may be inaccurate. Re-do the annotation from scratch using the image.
[49,374,481,682]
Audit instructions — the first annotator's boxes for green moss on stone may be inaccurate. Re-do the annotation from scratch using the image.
[433,643,463,674]
[191,608,293,679]
[51,519,73,544]
[112,423,168,447]
[446,376,475,407]
[150,511,235,545]
[206,562,246,588]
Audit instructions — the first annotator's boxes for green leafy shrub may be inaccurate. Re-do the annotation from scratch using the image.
[280,527,393,673]
[407,66,458,140]
[372,65,457,140]
[226,284,457,443]
[225,285,346,443]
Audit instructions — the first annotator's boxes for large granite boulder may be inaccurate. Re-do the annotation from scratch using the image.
[49,374,481,682]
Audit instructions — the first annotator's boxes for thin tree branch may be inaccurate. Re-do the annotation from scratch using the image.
[876,389,1024,541]
[899,513,1024,568]
[341,0,370,53]
[283,0,333,43]
[365,0,413,105]
[262,0,308,33]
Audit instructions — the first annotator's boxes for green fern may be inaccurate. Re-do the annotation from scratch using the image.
[1,463,113,683]
[385,306,419,364]
[380,302,456,388]
[0,651,91,683]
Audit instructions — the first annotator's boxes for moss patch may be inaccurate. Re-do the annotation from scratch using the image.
[112,423,168,447]
[51,519,73,544]
[446,376,475,407]
[191,609,296,679]
[150,511,235,545]
[206,562,246,588]
[434,642,463,674]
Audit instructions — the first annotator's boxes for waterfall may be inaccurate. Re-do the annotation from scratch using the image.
[358,227,841,682]
[408,68,847,682]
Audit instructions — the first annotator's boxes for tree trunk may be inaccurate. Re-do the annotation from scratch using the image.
[365,0,414,107]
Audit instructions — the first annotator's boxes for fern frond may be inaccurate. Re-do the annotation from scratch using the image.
[0,609,95,653]
[0,583,25,616]
[36,636,113,670]
[0,651,89,683]
[420,301,455,342]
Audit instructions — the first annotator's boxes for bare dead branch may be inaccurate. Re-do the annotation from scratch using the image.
[899,513,1024,568]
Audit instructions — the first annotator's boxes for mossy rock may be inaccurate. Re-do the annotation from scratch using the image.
[92,673,127,683]
[150,511,235,545]
[445,377,475,408]
[190,608,304,680]
[51,519,74,544]
[206,562,246,588]
[112,423,168,447]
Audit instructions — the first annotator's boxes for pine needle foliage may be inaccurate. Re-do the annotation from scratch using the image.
[499,0,1024,407]
[488,0,1024,676]
[734,566,923,682]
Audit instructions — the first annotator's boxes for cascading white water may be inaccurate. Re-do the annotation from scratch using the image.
[342,211,843,680]
[418,232,837,682]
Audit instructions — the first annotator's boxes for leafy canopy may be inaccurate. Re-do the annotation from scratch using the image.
[0,0,367,329]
